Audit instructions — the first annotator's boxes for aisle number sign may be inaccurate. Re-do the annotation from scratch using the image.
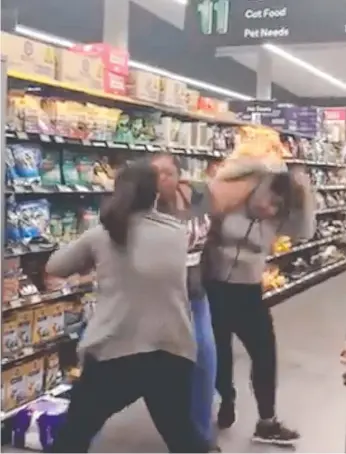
[189,0,346,46]
[196,0,230,35]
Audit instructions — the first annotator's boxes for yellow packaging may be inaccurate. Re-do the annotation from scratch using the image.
[33,306,52,344]
[49,303,65,338]
[45,352,60,391]
[7,91,25,132]
[1,32,56,80]
[17,309,34,348]
[25,358,44,401]
[2,314,20,357]
[56,49,103,91]
[128,69,160,103]
[5,365,27,411]
[23,95,55,134]
[160,77,187,110]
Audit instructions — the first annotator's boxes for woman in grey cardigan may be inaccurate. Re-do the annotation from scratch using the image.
[205,164,315,446]
[46,159,262,453]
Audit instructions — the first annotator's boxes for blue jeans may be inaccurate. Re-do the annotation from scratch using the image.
[191,296,217,443]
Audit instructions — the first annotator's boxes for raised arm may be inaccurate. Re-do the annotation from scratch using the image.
[207,156,286,215]
[277,169,316,241]
[46,229,94,277]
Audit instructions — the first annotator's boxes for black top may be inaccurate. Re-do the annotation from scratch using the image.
[158,182,212,300]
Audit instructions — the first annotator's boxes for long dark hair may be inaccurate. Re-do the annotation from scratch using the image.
[100,161,158,248]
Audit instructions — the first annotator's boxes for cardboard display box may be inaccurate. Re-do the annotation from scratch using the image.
[56,49,103,91]
[1,32,56,80]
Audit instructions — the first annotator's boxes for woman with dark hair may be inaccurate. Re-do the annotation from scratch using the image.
[204,162,315,446]
[46,161,211,453]
[151,153,265,449]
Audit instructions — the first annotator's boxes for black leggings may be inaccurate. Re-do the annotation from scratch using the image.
[206,281,276,420]
[52,351,209,453]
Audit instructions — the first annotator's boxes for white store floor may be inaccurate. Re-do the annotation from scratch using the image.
[4,272,346,453]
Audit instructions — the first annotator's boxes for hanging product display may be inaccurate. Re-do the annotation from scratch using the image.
[1,32,346,437]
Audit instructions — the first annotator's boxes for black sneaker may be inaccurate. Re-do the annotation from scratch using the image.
[252,419,300,446]
[217,400,236,429]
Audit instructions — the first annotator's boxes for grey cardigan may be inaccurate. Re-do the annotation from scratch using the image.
[205,183,316,284]
[46,211,196,363]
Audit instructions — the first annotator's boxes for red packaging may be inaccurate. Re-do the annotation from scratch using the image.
[103,70,127,96]
[71,43,129,77]
[198,96,216,113]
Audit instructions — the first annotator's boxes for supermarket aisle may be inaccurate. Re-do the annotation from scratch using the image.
[90,272,346,453]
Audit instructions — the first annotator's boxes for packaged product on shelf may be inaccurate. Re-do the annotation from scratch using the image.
[25,357,45,401]
[40,149,62,186]
[86,103,121,140]
[93,156,115,190]
[72,42,129,77]
[323,108,346,143]
[186,89,200,112]
[50,303,65,338]
[127,113,152,144]
[10,143,42,186]
[60,206,78,243]
[17,199,50,241]
[160,77,187,110]
[55,100,70,138]
[1,32,56,80]
[78,205,99,233]
[128,69,160,104]
[2,314,20,357]
[33,306,52,344]
[7,91,25,132]
[262,265,287,292]
[76,154,98,186]
[65,102,88,139]
[272,236,292,254]
[158,117,181,146]
[55,49,103,91]
[103,70,127,96]
[44,352,61,391]
[3,257,21,303]
[23,95,55,135]
[81,292,97,322]
[190,122,212,149]
[198,97,216,115]
[2,371,7,411]
[12,398,69,451]
[4,365,28,411]
[61,150,80,186]
[114,113,134,143]
[17,310,34,348]
[177,122,193,148]
[64,301,84,331]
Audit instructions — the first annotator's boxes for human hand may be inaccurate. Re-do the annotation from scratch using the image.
[290,166,311,188]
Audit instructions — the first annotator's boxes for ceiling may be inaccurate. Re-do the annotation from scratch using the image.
[216,42,346,98]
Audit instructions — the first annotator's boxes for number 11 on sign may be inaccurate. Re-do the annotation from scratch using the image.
[197,0,230,35]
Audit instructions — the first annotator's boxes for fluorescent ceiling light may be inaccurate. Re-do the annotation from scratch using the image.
[263,43,346,92]
[172,0,188,4]
[15,24,252,101]
[15,24,75,48]
[129,60,252,100]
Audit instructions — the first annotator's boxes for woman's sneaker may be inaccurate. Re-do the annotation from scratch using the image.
[217,401,236,429]
[252,419,300,446]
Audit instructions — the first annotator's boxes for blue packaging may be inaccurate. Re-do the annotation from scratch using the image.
[6,202,21,242]
[11,144,42,183]
[12,397,69,451]
[17,199,50,240]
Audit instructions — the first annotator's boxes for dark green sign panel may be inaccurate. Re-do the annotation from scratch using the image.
[187,0,346,46]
